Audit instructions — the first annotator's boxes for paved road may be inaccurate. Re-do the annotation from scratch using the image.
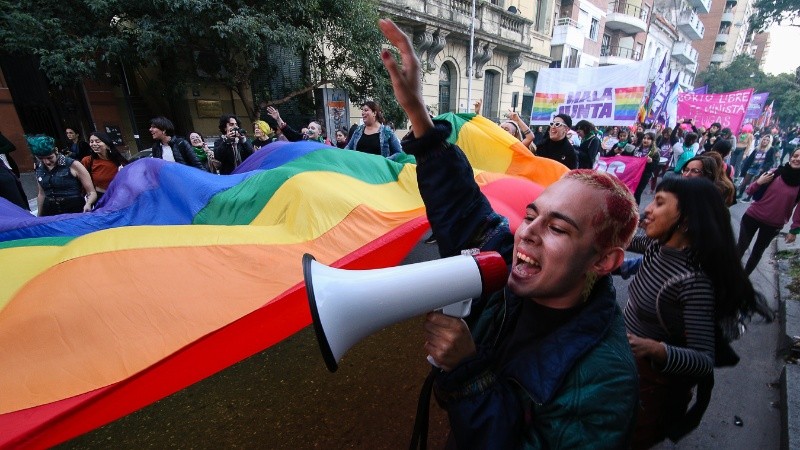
[50,188,784,449]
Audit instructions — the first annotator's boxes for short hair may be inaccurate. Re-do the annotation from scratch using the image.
[218,114,239,133]
[554,113,573,128]
[562,169,638,250]
[741,123,753,133]
[26,134,56,157]
[684,132,699,146]
[150,116,175,136]
[308,121,325,134]
[710,138,733,158]
[254,120,272,136]
[710,122,722,130]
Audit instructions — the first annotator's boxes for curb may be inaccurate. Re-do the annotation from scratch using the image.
[774,238,799,450]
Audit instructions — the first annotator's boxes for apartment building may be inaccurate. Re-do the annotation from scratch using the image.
[379,0,556,123]
[694,0,755,72]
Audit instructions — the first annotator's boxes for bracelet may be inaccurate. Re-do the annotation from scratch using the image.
[522,129,531,136]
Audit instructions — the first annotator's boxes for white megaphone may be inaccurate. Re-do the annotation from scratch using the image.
[303,251,508,372]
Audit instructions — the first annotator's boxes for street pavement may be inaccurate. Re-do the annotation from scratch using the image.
[11,173,785,449]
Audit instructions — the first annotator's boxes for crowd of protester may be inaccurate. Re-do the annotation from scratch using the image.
[1,22,796,447]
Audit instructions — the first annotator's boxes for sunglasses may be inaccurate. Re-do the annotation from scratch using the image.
[549,122,567,128]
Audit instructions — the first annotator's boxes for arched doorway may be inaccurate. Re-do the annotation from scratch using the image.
[438,62,457,114]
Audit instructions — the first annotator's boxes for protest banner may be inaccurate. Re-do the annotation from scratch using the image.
[594,155,648,192]
[743,92,769,125]
[530,59,651,126]
[676,88,753,132]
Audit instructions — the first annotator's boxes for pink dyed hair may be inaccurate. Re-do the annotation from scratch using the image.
[562,169,639,250]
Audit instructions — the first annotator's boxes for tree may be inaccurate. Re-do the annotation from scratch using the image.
[0,0,400,123]
[695,54,800,126]
[749,0,800,33]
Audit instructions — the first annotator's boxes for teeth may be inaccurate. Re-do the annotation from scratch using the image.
[516,252,540,267]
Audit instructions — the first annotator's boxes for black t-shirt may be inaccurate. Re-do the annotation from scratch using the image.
[356,132,381,155]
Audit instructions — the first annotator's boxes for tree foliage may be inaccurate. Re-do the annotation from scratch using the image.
[695,54,800,126]
[0,0,400,122]
[749,0,800,33]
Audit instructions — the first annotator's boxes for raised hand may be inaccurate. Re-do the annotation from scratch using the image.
[378,19,433,136]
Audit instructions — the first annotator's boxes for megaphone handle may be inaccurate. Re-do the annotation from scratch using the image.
[427,299,473,369]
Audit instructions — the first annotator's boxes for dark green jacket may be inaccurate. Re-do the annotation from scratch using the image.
[404,121,638,449]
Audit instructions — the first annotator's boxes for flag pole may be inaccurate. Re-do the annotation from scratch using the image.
[466,0,476,113]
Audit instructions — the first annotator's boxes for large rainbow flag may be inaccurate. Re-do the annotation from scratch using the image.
[0,113,567,448]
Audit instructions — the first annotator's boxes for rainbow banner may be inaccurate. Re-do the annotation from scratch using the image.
[0,115,567,448]
[530,59,652,126]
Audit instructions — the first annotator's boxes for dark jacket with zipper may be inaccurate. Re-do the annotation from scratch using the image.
[403,121,638,449]
[151,136,205,170]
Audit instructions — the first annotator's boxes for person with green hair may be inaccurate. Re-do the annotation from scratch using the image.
[28,134,96,216]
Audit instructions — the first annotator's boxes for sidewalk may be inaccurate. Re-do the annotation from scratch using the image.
[774,234,800,450]
[651,200,785,449]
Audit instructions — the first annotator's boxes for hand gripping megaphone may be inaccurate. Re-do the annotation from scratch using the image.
[303,251,508,372]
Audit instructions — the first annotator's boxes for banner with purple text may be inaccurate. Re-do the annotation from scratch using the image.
[594,155,648,192]
[743,92,769,125]
[531,59,652,126]
[677,88,753,132]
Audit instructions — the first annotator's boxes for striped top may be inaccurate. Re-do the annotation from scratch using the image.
[624,235,715,377]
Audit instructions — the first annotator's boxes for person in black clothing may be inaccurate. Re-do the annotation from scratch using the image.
[0,162,28,210]
[63,126,92,161]
[213,114,255,175]
[574,119,600,169]
[148,116,205,170]
[702,122,721,153]
[535,113,577,168]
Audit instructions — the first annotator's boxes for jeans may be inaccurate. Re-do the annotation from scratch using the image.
[730,148,745,175]
[737,213,781,274]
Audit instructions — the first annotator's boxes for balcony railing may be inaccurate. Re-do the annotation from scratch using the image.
[672,42,698,65]
[687,0,712,13]
[551,17,585,47]
[678,10,705,40]
[608,1,649,22]
[381,0,534,50]
[600,45,642,60]
[605,2,648,34]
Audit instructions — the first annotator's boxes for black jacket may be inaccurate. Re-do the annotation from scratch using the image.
[150,137,205,170]
[212,137,254,175]
[537,137,577,169]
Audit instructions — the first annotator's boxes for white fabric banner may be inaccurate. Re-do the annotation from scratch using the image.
[530,59,652,126]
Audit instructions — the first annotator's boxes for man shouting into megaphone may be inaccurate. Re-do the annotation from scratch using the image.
[379,19,639,449]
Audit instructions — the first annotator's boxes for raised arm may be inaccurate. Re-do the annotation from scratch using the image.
[379,19,508,258]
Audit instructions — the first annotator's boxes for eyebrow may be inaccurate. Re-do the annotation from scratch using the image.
[527,203,581,231]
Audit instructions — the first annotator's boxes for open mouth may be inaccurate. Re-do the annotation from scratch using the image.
[513,251,541,278]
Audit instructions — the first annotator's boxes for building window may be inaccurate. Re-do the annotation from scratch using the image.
[521,71,538,124]
[534,0,546,32]
[635,43,643,60]
[589,18,599,41]
[483,70,501,120]
[438,63,453,114]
